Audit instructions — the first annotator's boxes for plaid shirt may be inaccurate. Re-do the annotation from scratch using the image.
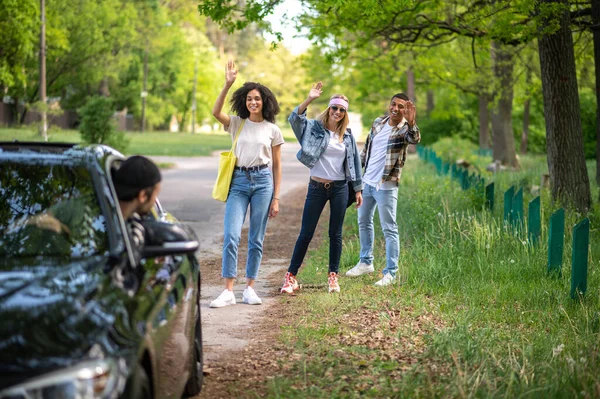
[360,116,421,185]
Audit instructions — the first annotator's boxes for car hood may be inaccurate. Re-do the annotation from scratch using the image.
[0,257,135,388]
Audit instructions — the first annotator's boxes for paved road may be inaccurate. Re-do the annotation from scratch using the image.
[151,141,308,256]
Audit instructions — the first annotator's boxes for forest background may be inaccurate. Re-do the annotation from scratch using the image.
[1,0,598,210]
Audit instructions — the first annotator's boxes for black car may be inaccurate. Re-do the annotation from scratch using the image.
[0,142,203,398]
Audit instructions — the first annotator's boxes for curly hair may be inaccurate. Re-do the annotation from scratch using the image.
[316,94,350,142]
[229,82,280,123]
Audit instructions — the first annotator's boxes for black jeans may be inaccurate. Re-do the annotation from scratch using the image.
[288,178,348,275]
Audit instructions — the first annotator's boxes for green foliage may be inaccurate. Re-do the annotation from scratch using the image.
[78,96,129,152]
[198,0,280,37]
[417,117,464,146]
[235,40,308,123]
[580,88,598,160]
[415,89,480,146]
[0,0,38,89]
[431,136,479,164]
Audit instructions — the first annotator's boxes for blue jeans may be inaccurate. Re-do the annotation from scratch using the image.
[357,183,399,277]
[222,168,273,279]
[288,179,348,275]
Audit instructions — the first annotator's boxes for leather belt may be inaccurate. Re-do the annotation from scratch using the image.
[235,164,268,172]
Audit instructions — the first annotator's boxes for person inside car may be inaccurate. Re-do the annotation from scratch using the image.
[111,155,162,258]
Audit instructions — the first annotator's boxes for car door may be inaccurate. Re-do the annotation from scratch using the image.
[137,201,200,399]
[106,158,199,398]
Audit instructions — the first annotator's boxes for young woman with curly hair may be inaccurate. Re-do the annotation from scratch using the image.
[281,81,363,294]
[209,59,284,308]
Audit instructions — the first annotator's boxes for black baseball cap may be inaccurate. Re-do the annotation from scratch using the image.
[112,155,161,201]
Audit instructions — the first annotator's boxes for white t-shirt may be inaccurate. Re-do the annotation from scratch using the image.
[363,122,396,190]
[310,131,346,181]
[226,115,284,167]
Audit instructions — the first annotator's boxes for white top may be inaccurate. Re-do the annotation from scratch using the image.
[363,122,397,190]
[310,130,346,181]
[226,115,284,167]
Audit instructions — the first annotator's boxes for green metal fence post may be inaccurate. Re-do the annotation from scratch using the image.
[570,218,590,299]
[547,208,565,277]
[528,196,541,246]
[503,186,515,223]
[485,182,494,211]
[443,162,450,175]
[511,187,523,229]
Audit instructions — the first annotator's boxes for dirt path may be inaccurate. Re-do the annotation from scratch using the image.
[193,184,326,399]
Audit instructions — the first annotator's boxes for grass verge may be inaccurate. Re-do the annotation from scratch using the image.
[1,124,297,156]
[0,127,231,156]
[258,154,600,398]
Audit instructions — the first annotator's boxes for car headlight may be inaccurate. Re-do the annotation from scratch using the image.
[0,358,127,399]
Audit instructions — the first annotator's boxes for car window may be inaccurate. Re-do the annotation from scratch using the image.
[0,161,108,258]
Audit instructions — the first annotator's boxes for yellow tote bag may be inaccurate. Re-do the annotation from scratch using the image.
[212,120,245,202]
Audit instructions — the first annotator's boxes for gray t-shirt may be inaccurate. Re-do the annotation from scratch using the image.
[226,115,284,168]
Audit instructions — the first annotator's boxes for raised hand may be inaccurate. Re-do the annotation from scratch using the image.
[405,101,416,126]
[308,81,323,100]
[225,59,238,86]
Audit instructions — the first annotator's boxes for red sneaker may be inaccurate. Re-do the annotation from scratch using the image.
[281,272,299,294]
[328,272,340,293]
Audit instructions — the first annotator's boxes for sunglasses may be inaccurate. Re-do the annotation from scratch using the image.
[330,105,347,114]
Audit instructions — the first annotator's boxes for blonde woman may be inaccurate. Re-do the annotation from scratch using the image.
[281,82,363,294]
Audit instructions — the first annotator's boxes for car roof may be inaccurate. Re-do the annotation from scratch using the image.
[0,141,77,153]
[0,141,124,164]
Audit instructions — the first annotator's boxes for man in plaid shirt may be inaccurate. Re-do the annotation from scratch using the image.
[345,93,420,286]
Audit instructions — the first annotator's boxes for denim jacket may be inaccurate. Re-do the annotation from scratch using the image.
[288,106,363,192]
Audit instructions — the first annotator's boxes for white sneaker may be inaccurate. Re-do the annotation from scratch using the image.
[374,273,396,287]
[242,286,262,305]
[346,261,375,277]
[209,289,236,308]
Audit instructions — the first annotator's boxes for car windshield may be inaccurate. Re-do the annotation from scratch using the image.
[0,160,108,258]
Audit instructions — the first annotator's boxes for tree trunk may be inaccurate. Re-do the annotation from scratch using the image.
[520,95,530,155]
[478,93,491,149]
[521,58,533,155]
[490,41,519,167]
[426,90,434,115]
[99,76,110,97]
[39,0,47,141]
[538,0,591,212]
[20,107,28,125]
[592,0,600,190]
[406,68,416,102]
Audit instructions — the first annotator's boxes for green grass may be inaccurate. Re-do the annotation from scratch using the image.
[0,127,233,156]
[258,154,600,398]
[0,125,298,156]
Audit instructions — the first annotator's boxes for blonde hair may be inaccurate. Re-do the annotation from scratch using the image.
[317,94,349,143]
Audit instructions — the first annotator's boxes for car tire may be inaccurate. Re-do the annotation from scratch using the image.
[184,301,203,396]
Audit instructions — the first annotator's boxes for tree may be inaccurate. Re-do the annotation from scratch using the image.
[490,41,519,168]
[0,0,38,92]
[10,0,137,123]
[538,0,591,212]
[199,0,594,211]
[592,0,600,191]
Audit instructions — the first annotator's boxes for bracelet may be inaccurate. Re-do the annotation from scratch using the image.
[273,197,279,201]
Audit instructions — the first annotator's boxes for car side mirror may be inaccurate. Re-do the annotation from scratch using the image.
[140,220,199,258]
